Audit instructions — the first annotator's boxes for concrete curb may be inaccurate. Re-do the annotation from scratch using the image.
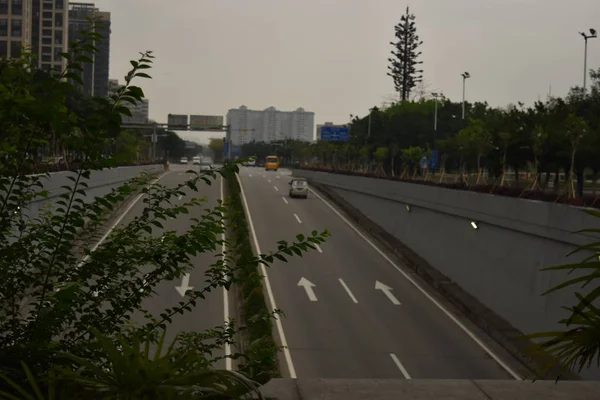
[306,179,581,381]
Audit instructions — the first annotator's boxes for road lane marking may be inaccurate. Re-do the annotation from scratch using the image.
[390,353,411,379]
[178,195,182,200]
[268,179,272,183]
[298,277,318,301]
[294,213,302,224]
[249,174,253,177]
[282,197,288,204]
[220,176,232,371]
[273,186,279,191]
[339,279,358,303]
[276,176,280,179]
[236,173,297,378]
[315,243,322,253]
[175,273,193,296]
[78,171,170,268]
[375,281,401,305]
[309,187,523,380]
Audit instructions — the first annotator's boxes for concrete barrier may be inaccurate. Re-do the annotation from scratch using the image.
[259,378,598,399]
[22,165,163,222]
[294,169,599,379]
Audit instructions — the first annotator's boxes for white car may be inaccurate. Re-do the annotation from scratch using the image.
[179,157,188,164]
[192,156,201,165]
[289,178,309,199]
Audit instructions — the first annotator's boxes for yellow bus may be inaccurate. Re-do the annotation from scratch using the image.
[265,155,280,171]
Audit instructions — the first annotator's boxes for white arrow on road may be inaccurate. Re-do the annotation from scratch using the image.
[175,273,194,297]
[375,281,401,305]
[298,277,318,302]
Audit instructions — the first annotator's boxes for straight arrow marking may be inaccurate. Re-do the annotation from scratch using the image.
[298,277,318,301]
[175,273,194,297]
[375,281,401,305]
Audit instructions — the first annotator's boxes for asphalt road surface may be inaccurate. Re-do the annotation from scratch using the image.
[236,166,528,380]
[100,164,229,369]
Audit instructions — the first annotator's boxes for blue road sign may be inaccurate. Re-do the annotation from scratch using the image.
[321,126,350,142]
[428,150,439,170]
[419,156,428,169]
[223,141,229,157]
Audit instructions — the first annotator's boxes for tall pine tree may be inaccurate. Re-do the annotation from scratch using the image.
[387,6,423,102]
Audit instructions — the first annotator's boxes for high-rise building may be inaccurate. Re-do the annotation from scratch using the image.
[30,0,68,72]
[226,105,315,145]
[68,2,110,97]
[0,0,32,60]
[108,78,150,124]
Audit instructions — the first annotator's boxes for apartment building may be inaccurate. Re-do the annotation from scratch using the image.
[0,0,32,59]
[30,0,68,71]
[226,105,315,145]
[68,2,110,97]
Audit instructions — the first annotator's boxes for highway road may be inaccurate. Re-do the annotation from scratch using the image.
[236,166,528,380]
[98,164,229,369]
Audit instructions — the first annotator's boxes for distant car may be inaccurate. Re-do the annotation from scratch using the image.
[179,157,188,164]
[289,178,308,199]
[192,156,201,165]
[199,162,216,178]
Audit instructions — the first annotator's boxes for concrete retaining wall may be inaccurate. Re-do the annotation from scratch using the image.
[294,169,599,378]
[23,165,163,221]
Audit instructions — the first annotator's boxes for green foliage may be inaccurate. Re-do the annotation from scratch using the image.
[245,66,600,197]
[0,20,329,398]
[0,329,261,399]
[525,209,600,378]
[209,138,225,163]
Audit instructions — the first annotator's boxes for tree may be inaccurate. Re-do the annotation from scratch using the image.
[387,6,423,102]
[564,114,588,198]
[208,138,225,163]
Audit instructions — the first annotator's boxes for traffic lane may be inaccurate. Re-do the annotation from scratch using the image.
[102,167,227,367]
[240,168,517,379]
[282,190,515,380]
[282,178,520,379]
[238,169,408,378]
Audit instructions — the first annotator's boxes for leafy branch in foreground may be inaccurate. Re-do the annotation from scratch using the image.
[0,18,330,398]
[524,209,600,379]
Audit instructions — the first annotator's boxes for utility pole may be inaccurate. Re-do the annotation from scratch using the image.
[152,122,157,161]
[226,124,232,161]
[580,29,597,94]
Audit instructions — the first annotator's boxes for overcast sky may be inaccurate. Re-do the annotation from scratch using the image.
[94,0,600,144]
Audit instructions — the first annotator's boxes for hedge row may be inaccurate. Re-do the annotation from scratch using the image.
[225,172,279,384]
[298,165,600,209]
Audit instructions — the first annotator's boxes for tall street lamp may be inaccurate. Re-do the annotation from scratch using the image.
[580,28,597,94]
[461,72,471,119]
[432,92,443,149]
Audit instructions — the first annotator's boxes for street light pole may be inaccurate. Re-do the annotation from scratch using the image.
[226,124,232,161]
[432,92,442,149]
[580,29,597,94]
[461,72,470,119]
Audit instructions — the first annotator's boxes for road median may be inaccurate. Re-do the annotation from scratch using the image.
[224,171,280,384]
